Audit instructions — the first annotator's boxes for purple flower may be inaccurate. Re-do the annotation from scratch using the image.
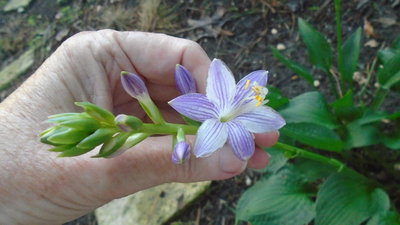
[175,64,197,94]
[172,141,191,164]
[169,59,285,160]
[121,71,150,101]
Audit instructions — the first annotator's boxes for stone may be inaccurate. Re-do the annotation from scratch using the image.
[96,181,210,225]
[0,48,34,90]
[3,0,32,12]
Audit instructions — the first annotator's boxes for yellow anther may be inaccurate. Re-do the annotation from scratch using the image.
[255,95,263,101]
[244,80,251,89]
[256,101,262,107]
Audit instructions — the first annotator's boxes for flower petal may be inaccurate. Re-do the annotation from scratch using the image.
[235,70,269,102]
[227,121,255,161]
[172,141,191,164]
[206,59,236,112]
[194,119,228,157]
[235,106,286,133]
[169,93,217,122]
[175,64,197,94]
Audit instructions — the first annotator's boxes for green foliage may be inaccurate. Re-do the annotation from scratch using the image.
[236,167,315,225]
[238,2,400,225]
[298,18,333,72]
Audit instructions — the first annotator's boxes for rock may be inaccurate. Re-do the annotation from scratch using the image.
[0,48,35,90]
[96,181,210,225]
[3,0,32,12]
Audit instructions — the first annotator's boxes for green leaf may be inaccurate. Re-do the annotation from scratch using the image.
[345,122,379,148]
[293,159,336,182]
[259,147,288,173]
[281,122,344,152]
[236,168,315,225]
[298,18,333,72]
[382,133,400,150]
[378,51,400,89]
[315,173,388,225]
[266,86,289,109]
[367,211,400,225]
[279,92,338,129]
[378,49,398,64]
[331,90,363,121]
[341,28,362,82]
[271,47,314,84]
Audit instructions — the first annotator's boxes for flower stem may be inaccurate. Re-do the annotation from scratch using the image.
[137,123,199,135]
[274,142,347,172]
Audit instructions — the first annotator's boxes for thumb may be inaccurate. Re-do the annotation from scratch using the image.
[93,135,246,200]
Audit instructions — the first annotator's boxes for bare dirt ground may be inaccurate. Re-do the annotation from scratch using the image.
[1,0,399,224]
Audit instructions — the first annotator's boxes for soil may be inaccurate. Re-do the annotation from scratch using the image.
[1,0,399,225]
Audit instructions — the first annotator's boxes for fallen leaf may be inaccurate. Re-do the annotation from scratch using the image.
[364,39,379,48]
[376,17,397,27]
[364,17,377,38]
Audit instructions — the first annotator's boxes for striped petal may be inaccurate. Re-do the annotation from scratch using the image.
[194,119,228,157]
[175,64,197,94]
[169,93,217,122]
[234,106,286,133]
[206,59,236,113]
[234,70,268,102]
[227,121,255,161]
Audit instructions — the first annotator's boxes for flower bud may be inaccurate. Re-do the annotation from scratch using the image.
[175,64,197,94]
[76,127,117,150]
[75,102,115,124]
[93,132,131,158]
[47,128,89,145]
[59,118,100,131]
[121,71,165,124]
[121,71,149,101]
[115,114,143,132]
[107,133,149,158]
[58,147,92,157]
[172,141,191,164]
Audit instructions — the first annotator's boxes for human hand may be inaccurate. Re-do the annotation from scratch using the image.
[0,30,279,224]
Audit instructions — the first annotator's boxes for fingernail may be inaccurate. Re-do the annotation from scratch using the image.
[219,145,247,174]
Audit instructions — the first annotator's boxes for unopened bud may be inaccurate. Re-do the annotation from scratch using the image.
[94,132,131,158]
[172,141,191,164]
[75,102,115,124]
[115,114,143,132]
[76,127,117,150]
[175,64,197,94]
[121,71,149,100]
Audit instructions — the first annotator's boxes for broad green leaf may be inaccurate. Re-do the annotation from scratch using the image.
[271,47,314,84]
[346,122,379,148]
[367,211,400,225]
[236,168,315,225]
[266,86,289,109]
[341,28,362,82]
[382,133,400,150]
[293,159,336,182]
[357,110,387,125]
[279,92,338,129]
[281,122,344,152]
[331,90,363,121]
[378,51,400,88]
[315,173,388,225]
[378,49,398,64]
[260,147,288,173]
[298,18,333,72]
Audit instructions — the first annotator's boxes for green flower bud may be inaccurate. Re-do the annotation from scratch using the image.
[75,102,115,124]
[58,147,92,157]
[59,118,100,131]
[48,144,75,152]
[46,113,85,123]
[93,132,131,158]
[76,128,117,150]
[115,114,143,132]
[108,133,149,158]
[40,126,68,145]
[47,128,89,145]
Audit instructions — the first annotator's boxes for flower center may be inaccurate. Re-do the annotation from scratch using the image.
[244,80,268,107]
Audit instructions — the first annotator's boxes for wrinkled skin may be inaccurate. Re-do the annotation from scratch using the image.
[0,30,279,225]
